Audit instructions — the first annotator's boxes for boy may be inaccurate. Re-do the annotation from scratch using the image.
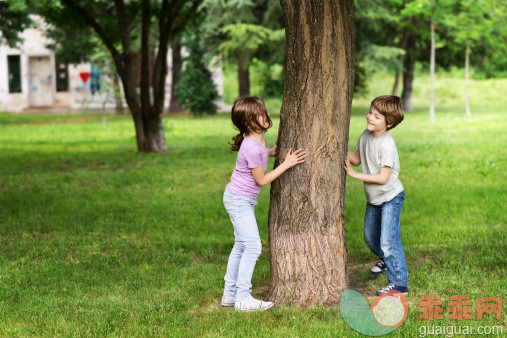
[344,95,408,296]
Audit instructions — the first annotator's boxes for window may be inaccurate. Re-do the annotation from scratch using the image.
[56,62,69,92]
[7,55,21,93]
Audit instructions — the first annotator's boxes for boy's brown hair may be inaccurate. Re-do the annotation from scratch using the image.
[371,95,404,130]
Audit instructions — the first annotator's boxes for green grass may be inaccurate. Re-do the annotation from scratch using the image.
[0,74,506,336]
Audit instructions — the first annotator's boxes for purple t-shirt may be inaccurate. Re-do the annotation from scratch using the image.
[226,135,269,199]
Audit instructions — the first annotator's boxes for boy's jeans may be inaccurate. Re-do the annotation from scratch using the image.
[364,191,408,287]
[223,190,262,301]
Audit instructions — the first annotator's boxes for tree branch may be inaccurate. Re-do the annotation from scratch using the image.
[140,0,152,113]
[60,0,124,75]
[151,0,172,115]
[152,0,203,114]
[114,0,133,58]
[114,0,140,113]
[170,0,203,38]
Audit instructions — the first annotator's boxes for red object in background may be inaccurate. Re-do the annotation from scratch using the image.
[79,72,91,83]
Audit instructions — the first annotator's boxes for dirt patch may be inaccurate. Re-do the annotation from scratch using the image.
[252,283,270,299]
[347,262,377,299]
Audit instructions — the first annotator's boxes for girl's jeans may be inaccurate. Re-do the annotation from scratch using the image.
[364,191,408,287]
[223,190,262,301]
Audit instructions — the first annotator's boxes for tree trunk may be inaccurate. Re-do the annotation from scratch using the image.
[464,45,471,119]
[267,0,354,307]
[238,60,250,98]
[392,70,401,97]
[126,104,166,152]
[120,0,166,153]
[401,32,416,112]
[169,40,184,113]
[429,9,435,123]
[61,0,201,153]
[112,75,124,114]
[392,29,410,96]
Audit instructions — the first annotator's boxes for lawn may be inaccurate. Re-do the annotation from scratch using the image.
[0,75,505,336]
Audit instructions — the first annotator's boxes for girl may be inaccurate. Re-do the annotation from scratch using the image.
[222,97,305,311]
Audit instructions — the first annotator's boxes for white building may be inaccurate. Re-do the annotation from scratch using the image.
[0,15,224,113]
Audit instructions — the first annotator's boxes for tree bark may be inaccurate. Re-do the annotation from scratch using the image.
[464,45,471,119]
[238,60,250,98]
[267,0,354,307]
[401,32,416,112]
[169,40,184,113]
[392,29,410,96]
[113,75,124,114]
[114,0,148,151]
[140,0,152,126]
[429,7,436,123]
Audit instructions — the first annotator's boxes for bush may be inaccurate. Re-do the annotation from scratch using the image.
[174,35,218,116]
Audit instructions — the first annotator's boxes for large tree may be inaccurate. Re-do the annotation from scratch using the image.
[267,0,354,306]
[40,0,202,152]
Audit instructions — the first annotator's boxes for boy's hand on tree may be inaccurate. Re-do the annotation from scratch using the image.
[346,151,355,163]
[269,145,277,157]
[344,158,357,178]
[283,148,306,168]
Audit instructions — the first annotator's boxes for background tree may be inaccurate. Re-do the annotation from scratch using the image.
[44,25,95,65]
[44,26,125,114]
[391,28,410,96]
[168,37,184,113]
[394,0,468,114]
[354,0,404,97]
[267,0,354,306]
[0,0,33,47]
[218,23,283,98]
[429,0,435,123]
[88,35,126,115]
[396,0,504,117]
[473,1,507,79]
[392,0,431,111]
[441,0,502,119]
[389,0,442,113]
[174,33,218,116]
[202,0,285,98]
[39,0,202,153]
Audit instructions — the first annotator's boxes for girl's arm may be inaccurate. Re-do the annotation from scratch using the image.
[252,148,305,187]
[347,150,360,166]
[344,158,391,185]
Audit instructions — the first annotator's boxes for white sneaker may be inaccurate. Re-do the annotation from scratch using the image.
[221,295,235,307]
[235,297,274,312]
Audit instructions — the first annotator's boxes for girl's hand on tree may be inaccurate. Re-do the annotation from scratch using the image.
[283,148,306,168]
[344,158,357,178]
[269,145,277,157]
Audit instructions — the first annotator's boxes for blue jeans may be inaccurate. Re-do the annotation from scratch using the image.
[364,191,408,287]
[223,190,262,301]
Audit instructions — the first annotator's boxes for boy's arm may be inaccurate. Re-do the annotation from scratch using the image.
[344,159,391,185]
[347,150,360,166]
[268,145,277,157]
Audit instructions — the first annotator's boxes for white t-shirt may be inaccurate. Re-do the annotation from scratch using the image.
[355,129,404,205]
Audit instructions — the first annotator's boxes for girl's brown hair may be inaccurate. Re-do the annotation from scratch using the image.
[229,97,272,151]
